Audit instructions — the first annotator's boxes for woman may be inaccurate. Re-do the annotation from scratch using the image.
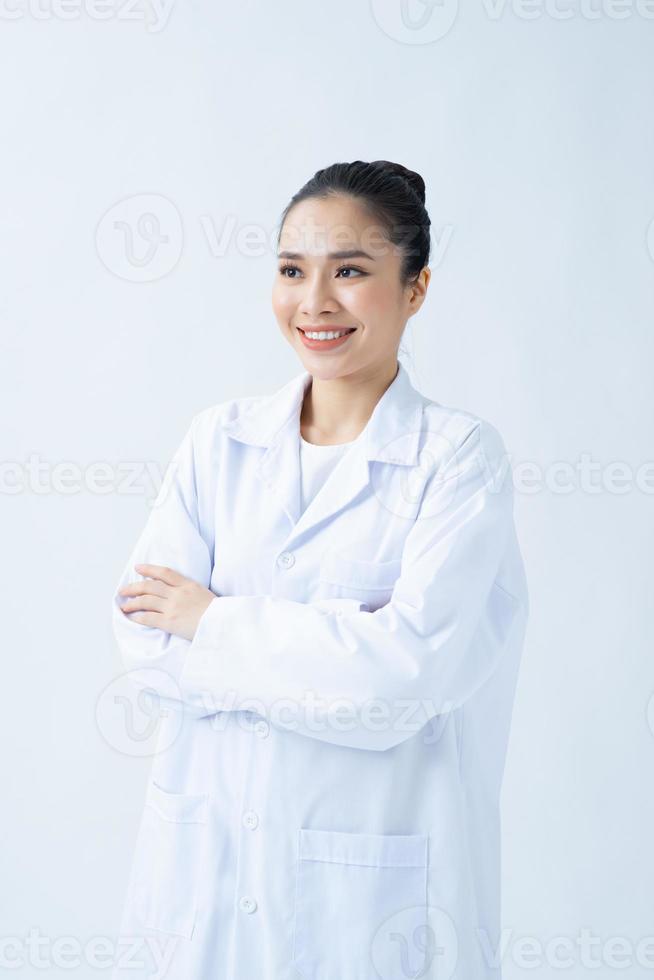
[111,160,529,980]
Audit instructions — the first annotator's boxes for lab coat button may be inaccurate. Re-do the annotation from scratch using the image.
[254,719,270,738]
[277,551,295,569]
[239,895,257,914]
[242,809,259,830]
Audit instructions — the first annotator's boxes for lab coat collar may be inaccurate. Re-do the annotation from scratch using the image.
[220,360,426,537]
[221,359,425,465]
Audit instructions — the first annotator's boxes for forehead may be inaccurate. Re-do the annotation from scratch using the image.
[279,194,397,261]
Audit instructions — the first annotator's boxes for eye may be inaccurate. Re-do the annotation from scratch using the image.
[335,266,366,278]
[277,263,368,280]
[279,263,368,279]
[279,262,301,278]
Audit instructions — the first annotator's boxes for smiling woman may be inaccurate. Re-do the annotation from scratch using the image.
[110,160,529,980]
[272,161,431,409]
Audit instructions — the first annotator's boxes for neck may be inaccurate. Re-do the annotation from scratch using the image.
[299,359,399,445]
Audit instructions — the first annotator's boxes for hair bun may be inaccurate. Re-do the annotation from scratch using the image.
[372,160,426,205]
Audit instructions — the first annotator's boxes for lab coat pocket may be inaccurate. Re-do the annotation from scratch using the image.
[132,780,209,940]
[318,552,402,612]
[292,827,429,980]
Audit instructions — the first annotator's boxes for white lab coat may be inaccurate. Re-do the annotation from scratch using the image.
[110,360,529,980]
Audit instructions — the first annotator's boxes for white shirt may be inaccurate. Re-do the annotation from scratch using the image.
[110,360,529,980]
[299,434,354,513]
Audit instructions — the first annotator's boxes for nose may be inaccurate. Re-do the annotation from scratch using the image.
[298,271,340,318]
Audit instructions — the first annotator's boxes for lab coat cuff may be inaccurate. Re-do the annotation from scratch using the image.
[179,597,232,713]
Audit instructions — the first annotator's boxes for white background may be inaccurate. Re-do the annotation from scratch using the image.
[1,1,652,977]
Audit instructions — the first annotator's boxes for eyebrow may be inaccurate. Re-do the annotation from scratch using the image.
[277,249,376,261]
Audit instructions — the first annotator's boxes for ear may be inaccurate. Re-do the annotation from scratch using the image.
[407,266,431,313]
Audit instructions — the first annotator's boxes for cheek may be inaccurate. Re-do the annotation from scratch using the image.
[347,282,399,327]
[271,284,294,321]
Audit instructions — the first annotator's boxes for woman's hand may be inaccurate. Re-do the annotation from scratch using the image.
[118,563,216,641]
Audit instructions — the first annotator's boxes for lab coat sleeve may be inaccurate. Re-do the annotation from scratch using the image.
[110,413,219,719]
[179,420,525,750]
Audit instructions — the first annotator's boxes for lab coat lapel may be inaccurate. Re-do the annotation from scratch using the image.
[259,409,304,529]
[220,369,310,530]
[289,428,371,544]
[256,378,372,543]
[220,361,425,543]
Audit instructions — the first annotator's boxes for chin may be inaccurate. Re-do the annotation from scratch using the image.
[302,359,357,382]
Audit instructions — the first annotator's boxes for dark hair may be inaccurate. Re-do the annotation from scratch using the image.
[277,160,431,288]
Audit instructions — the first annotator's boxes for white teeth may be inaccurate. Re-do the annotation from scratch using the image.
[304,329,352,340]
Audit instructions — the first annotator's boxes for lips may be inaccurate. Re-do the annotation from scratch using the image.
[297,327,356,335]
[296,326,357,351]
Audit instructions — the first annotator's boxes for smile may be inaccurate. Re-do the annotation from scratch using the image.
[296,327,357,351]
[298,328,356,340]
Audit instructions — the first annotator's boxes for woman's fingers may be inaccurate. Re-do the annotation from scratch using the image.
[120,594,166,614]
[116,564,208,640]
[133,563,187,586]
[119,579,169,600]
[123,610,166,629]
